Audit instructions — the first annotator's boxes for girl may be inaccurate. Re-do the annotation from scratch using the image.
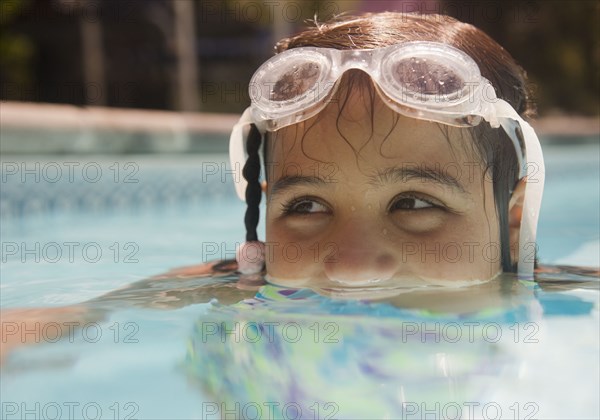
[5,11,594,361]
[217,11,543,289]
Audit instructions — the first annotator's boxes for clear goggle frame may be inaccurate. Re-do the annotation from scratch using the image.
[230,41,545,279]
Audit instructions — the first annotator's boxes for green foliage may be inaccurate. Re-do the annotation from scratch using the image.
[0,0,34,101]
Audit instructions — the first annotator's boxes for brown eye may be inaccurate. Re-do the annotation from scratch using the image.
[282,198,329,215]
[389,195,437,212]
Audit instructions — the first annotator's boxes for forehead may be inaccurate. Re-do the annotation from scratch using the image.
[265,74,478,178]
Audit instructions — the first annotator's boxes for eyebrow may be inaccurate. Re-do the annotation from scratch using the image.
[368,166,468,194]
[269,165,469,199]
[269,175,329,199]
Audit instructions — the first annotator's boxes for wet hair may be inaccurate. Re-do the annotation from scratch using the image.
[243,124,262,242]
[242,12,535,272]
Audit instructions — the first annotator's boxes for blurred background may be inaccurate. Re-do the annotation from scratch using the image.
[1,0,598,153]
[0,0,598,113]
[1,0,599,112]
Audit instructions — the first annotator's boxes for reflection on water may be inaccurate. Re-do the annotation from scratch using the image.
[185,271,598,419]
[1,269,597,419]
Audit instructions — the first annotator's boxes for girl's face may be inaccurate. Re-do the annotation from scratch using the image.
[264,79,504,290]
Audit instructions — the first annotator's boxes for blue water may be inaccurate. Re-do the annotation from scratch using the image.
[537,142,599,265]
[1,143,598,419]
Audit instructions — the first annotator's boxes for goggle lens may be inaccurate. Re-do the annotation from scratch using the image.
[392,57,464,98]
[271,62,322,101]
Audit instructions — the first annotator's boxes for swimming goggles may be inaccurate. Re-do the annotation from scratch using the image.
[229,41,545,279]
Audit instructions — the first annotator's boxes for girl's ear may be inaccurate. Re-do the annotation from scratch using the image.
[261,180,267,193]
[508,178,527,265]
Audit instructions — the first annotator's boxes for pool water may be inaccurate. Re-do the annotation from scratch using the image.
[1,142,599,419]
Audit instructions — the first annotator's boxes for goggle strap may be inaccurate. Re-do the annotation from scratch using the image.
[517,118,545,280]
[493,100,546,279]
[498,117,526,179]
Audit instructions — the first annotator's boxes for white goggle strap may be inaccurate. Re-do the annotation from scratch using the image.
[229,107,254,201]
[493,100,546,280]
[498,117,526,179]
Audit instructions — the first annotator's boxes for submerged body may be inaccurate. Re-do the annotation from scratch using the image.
[2,261,598,418]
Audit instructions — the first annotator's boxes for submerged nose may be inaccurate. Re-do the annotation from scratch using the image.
[324,249,397,285]
[322,226,398,285]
